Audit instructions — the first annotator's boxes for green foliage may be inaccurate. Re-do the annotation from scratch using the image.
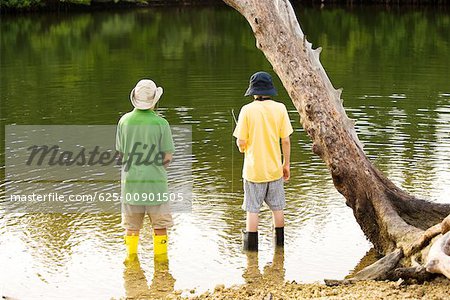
[0,0,205,10]
[61,0,92,5]
[0,0,93,9]
[0,0,43,8]
[1,0,448,10]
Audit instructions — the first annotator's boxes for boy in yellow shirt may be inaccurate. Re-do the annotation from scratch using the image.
[233,71,293,251]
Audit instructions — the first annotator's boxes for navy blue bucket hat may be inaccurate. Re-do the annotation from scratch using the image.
[244,71,277,97]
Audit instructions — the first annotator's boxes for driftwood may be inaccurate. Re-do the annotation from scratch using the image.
[325,265,437,287]
[223,0,450,281]
[350,249,403,281]
[425,232,450,278]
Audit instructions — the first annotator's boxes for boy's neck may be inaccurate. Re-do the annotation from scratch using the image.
[253,96,272,101]
[134,108,155,112]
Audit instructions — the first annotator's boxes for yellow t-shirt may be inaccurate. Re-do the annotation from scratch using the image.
[233,100,294,183]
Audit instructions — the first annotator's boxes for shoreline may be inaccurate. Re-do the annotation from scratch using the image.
[174,277,450,299]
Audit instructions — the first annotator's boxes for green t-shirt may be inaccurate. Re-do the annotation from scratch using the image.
[116,108,175,205]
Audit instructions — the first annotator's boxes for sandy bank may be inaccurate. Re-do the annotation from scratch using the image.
[172,277,449,300]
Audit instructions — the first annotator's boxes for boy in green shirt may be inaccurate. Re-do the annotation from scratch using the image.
[116,79,175,262]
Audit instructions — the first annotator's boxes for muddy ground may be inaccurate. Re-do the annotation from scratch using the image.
[170,277,450,300]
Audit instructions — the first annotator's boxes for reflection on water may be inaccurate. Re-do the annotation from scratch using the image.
[243,248,285,291]
[123,256,175,299]
[1,5,450,299]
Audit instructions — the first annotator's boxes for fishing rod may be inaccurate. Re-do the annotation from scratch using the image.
[231,108,238,194]
[231,109,238,125]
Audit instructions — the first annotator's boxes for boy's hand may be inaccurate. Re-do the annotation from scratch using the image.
[283,164,290,182]
[163,153,173,169]
[237,139,247,153]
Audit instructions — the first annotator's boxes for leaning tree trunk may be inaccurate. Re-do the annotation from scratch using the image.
[223,0,450,280]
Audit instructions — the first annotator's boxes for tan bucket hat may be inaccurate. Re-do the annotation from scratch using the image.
[130,79,163,110]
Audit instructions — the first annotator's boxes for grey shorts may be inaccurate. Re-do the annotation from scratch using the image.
[121,202,173,230]
[243,177,286,213]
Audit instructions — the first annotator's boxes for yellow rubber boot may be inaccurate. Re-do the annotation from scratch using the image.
[124,234,139,262]
[153,233,168,258]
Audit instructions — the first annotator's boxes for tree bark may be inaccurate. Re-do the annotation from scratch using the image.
[223,0,450,279]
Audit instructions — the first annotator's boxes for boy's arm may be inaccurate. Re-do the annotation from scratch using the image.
[233,107,248,153]
[281,136,290,181]
[161,121,175,169]
[115,121,124,161]
[279,105,293,181]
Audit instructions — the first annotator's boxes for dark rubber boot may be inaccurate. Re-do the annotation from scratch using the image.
[243,230,258,251]
[275,227,284,247]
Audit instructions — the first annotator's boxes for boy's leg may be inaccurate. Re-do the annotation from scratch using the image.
[265,178,286,247]
[272,210,284,228]
[154,228,167,235]
[246,212,259,232]
[272,210,285,247]
[242,180,266,251]
[122,203,145,259]
[148,203,173,260]
[124,230,140,258]
[244,212,259,251]
[152,230,169,260]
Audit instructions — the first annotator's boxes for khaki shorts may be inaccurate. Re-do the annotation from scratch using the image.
[121,202,173,230]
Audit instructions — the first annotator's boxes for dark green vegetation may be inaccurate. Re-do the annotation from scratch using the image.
[1,0,448,11]
[0,0,217,11]
[0,0,219,11]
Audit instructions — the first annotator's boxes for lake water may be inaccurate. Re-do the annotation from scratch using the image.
[1,5,449,299]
